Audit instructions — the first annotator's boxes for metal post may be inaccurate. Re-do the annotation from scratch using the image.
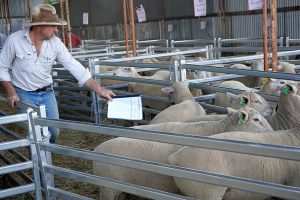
[263,0,269,71]
[89,59,100,124]
[217,38,221,58]
[179,60,187,82]
[205,45,209,59]
[123,0,129,57]
[286,37,290,60]
[65,0,72,51]
[271,0,278,71]
[28,111,54,200]
[60,0,66,45]
[129,0,137,56]
[27,108,42,200]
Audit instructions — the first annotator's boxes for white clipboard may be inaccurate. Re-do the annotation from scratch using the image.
[107,95,143,120]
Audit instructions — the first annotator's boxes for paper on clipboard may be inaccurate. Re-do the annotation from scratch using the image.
[107,95,143,120]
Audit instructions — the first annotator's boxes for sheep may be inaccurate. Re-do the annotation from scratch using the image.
[277,61,296,73]
[259,78,299,96]
[168,127,300,200]
[112,67,172,110]
[184,114,227,123]
[230,60,264,87]
[93,107,273,200]
[149,82,206,124]
[267,84,300,130]
[197,84,300,130]
[214,81,273,118]
[168,84,300,200]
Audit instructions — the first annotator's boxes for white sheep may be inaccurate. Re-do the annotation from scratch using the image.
[267,84,300,130]
[168,128,300,200]
[214,81,273,118]
[168,84,300,200]
[93,107,273,200]
[149,82,206,124]
[230,60,264,87]
[112,67,172,110]
[277,61,296,73]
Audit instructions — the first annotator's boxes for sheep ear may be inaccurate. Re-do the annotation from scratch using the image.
[227,107,237,116]
[238,111,249,125]
[239,96,249,106]
[161,86,174,94]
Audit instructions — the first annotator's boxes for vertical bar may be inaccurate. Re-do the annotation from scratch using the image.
[263,0,269,71]
[65,0,72,51]
[129,0,137,56]
[29,112,54,200]
[88,59,100,124]
[271,0,278,71]
[60,0,66,45]
[26,108,43,200]
[123,0,129,57]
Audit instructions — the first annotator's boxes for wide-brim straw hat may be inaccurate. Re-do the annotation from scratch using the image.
[23,4,67,27]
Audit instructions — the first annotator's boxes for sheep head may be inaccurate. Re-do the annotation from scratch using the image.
[226,91,273,118]
[227,107,273,132]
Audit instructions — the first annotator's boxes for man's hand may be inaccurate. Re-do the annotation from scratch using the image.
[84,77,116,102]
[98,88,116,102]
[0,81,19,108]
[7,93,19,108]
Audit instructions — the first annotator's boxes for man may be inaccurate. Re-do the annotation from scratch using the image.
[0,4,115,143]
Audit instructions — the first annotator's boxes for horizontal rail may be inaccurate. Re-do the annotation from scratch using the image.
[184,65,300,81]
[0,113,28,125]
[34,118,300,161]
[101,49,207,62]
[0,162,33,175]
[45,164,194,200]
[43,145,300,200]
[98,75,172,86]
[49,187,93,200]
[0,184,35,199]
[0,139,31,151]
[187,50,300,65]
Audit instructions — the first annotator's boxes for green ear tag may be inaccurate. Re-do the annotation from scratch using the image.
[238,114,244,125]
[239,99,246,106]
[281,87,290,95]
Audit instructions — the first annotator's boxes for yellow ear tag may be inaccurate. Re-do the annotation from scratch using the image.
[262,78,270,85]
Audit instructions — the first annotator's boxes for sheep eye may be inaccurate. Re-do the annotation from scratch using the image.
[253,118,260,121]
[255,100,261,104]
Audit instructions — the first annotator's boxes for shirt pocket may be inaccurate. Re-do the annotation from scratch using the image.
[16,53,36,61]
[39,53,55,65]
[15,53,37,73]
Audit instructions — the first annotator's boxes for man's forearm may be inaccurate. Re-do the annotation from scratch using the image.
[0,81,19,108]
[0,81,16,96]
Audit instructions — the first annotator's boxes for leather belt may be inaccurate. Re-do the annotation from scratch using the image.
[33,84,53,92]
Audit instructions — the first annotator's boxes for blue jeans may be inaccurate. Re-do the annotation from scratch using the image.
[15,87,59,143]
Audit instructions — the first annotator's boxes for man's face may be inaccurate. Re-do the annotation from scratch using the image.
[40,25,58,40]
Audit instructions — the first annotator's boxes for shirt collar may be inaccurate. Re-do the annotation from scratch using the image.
[24,30,33,44]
